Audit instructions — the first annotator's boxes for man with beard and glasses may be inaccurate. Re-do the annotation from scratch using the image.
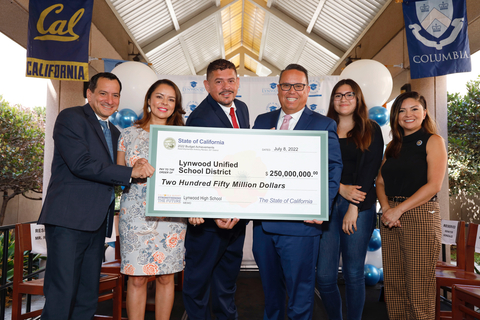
[183,59,250,320]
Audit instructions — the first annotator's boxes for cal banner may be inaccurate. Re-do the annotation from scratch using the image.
[26,0,94,81]
[403,0,471,79]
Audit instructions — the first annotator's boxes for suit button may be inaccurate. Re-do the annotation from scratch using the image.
[108,187,112,191]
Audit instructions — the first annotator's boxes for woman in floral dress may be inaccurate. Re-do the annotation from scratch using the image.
[117,79,186,320]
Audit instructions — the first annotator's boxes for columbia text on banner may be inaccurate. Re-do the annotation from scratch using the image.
[26,0,94,81]
[402,0,471,79]
[145,126,330,221]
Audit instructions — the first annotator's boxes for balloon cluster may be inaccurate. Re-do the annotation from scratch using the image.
[364,229,383,286]
[108,61,159,129]
[109,109,138,129]
[340,59,392,127]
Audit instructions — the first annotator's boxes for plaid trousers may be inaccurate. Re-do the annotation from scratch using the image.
[380,199,441,320]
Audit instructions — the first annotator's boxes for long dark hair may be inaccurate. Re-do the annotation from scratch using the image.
[385,91,437,158]
[327,79,373,151]
[135,79,185,129]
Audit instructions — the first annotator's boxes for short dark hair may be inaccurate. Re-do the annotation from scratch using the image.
[279,64,309,85]
[206,59,237,80]
[88,72,122,93]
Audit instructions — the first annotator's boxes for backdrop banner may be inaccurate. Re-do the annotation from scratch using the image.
[402,0,471,79]
[26,0,94,81]
[159,74,339,125]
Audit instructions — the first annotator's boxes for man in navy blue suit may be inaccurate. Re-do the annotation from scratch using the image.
[252,64,343,320]
[38,73,154,320]
[183,59,250,320]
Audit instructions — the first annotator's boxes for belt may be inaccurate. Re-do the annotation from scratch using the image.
[387,195,438,203]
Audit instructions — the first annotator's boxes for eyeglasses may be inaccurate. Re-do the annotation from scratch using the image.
[279,83,307,91]
[333,92,355,101]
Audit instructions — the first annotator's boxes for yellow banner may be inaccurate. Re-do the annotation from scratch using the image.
[26,58,88,81]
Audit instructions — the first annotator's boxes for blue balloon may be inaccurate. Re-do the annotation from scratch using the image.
[378,267,384,282]
[369,106,390,126]
[138,112,144,120]
[368,228,381,251]
[364,264,380,286]
[117,108,138,128]
[108,113,119,126]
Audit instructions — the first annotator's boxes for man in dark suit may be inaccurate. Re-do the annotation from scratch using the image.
[252,64,343,320]
[38,72,154,320]
[183,59,250,320]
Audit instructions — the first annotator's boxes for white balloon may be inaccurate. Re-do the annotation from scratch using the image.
[111,62,158,113]
[365,247,383,269]
[340,59,393,108]
[381,123,392,145]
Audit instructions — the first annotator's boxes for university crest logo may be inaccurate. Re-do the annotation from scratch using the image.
[409,0,462,50]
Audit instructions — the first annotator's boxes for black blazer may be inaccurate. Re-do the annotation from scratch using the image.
[38,104,132,236]
[186,94,250,128]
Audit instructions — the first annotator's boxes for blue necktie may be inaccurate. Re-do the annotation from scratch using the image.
[99,120,114,162]
[99,120,115,205]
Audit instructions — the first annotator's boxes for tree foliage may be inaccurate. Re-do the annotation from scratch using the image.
[0,96,45,225]
[447,76,480,195]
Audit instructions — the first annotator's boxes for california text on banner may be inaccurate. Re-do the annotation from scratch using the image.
[26,0,94,81]
[402,0,471,79]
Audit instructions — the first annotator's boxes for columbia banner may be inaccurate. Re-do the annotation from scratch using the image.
[402,0,471,79]
[26,0,94,81]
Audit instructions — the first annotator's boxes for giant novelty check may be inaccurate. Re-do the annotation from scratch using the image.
[146,126,329,221]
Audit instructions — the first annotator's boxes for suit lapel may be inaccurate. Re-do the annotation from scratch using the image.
[83,104,113,163]
[111,125,120,163]
[270,109,281,129]
[235,102,248,128]
[294,107,313,130]
[207,95,232,128]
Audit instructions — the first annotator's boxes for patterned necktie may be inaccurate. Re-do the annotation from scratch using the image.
[280,114,292,130]
[99,120,114,162]
[229,107,240,129]
[99,120,115,217]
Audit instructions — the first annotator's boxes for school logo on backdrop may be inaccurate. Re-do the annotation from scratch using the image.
[266,102,280,112]
[403,0,471,79]
[261,83,278,95]
[308,80,322,98]
[184,101,199,119]
[309,80,320,92]
[26,0,94,81]
[308,104,326,115]
[182,83,206,94]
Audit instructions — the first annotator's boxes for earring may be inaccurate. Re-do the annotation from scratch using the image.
[148,105,151,112]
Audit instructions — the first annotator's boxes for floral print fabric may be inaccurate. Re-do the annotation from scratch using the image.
[118,126,186,275]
